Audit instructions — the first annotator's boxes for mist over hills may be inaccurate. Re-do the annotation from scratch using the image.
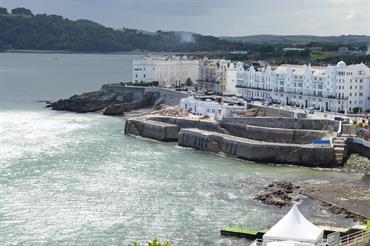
[0,7,369,53]
[221,35,370,46]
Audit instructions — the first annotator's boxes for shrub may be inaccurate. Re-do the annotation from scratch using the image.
[185,78,193,86]
[357,122,364,128]
[352,107,361,114]
[352,119,358,125]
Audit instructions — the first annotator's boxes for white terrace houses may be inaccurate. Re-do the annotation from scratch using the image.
[235,61,370,114]
[132,56,200,87]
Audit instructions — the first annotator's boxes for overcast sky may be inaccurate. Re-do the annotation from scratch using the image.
[0,0,369,36]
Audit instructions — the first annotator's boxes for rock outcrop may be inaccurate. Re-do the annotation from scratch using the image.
[254,181,301,207]
[47,90,117,113]
[47,90,159,115]
[103,92,158,116]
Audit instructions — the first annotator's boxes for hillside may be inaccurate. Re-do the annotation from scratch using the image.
[0,7,250,52]
[221,35,370,45]
[0,7,369,53]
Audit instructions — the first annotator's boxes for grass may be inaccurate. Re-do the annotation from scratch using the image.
[311,51,340,61]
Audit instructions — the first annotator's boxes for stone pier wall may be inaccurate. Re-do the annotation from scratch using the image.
[101,84,190,106]
[248,104,306,118]
[124,117,179,141]
[221,122,328,144]
[346,138,370,159]
[178,128,337,167]
[222,117,339,131]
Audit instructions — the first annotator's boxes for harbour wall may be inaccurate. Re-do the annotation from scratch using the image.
[124,116,339,167]
[221,117,339,131]
[101,84,189,106]
[248,104,306,118]
[346,138,370,159]
[124,117,179,141]
[221,122,328,144]
[178,128,337,167]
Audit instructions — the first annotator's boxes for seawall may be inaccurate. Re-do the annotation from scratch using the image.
[101,84,189,106]
[222,117,339,131]
[178,128,337,167]
[248,104,306,118]
[346,138,370,159]
[221,122,328,144]
[124,117,179,141]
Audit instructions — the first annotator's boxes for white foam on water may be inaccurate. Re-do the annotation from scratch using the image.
[0,110,95,168]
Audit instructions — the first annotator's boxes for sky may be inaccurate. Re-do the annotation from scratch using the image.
[0,0,369,37]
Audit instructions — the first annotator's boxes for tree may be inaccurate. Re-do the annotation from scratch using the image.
[185,78,193,86]
[0,7,8,15]
[11,7,33,16]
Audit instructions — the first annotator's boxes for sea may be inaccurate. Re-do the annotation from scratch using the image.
[0,53,362,246]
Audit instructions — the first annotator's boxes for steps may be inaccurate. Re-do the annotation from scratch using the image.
[333,136,348,164]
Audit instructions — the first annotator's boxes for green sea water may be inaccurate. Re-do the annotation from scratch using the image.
[0,53,362,245]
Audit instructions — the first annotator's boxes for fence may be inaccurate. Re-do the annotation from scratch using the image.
[249,229,369,246]
[339,229,369,246]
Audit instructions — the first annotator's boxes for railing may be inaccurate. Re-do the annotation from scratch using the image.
[249,230,369,246]
[339,229,369,245]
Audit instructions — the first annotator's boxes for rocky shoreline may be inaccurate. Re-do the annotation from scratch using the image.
[254,180,369,222]
[254,181,301,207]
[46,89,159,116]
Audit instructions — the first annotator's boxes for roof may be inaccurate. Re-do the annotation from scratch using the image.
[263,204,324,243]
[274,64,326,76]
[336,60,346,68]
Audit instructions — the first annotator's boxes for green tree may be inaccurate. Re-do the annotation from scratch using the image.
[0,7,8,15]
[185,78,193,86]
[11,7,33,16]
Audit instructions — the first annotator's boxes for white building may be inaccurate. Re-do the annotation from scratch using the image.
[198,59,238,95]
[179,97,246,120]
[235,61,370,114]
[132,56,200,87]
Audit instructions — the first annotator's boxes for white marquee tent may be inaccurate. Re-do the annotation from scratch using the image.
[262,204,324,245]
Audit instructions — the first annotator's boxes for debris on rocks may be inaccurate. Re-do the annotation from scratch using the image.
[156,107,189,117]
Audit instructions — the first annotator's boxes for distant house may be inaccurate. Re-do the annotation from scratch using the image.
[283,48,305,52]
[338,46,349,54]
[310,47,322,53]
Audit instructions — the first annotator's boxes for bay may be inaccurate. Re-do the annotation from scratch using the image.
[0,53,361,245]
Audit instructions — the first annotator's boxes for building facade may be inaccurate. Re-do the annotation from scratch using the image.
[198,59,238,95]
[235,61,370,113]
[132,56,200,87]
[180,97,246,120]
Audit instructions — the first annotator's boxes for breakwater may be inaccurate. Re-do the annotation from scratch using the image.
[178,128,336,167]
[101,84,189,106]
[124,115,340,167]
